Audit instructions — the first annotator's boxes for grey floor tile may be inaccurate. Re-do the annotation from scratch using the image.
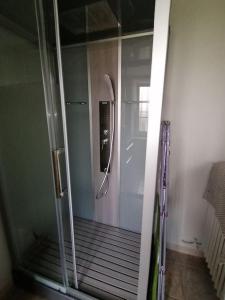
[166,250,219,300]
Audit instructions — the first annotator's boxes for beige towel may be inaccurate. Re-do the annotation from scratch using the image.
[204,162,225,234]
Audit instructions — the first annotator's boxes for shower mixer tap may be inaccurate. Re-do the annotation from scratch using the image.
[103,129,109,136]
[101,130,109,150]
[101,138,109,151]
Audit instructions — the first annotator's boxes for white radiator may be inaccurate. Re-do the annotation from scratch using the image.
[204,203,225,299]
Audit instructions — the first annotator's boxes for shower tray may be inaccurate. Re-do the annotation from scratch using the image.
[23,217,141,300]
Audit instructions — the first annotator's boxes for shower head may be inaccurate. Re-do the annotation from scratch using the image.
[104,74,115,102]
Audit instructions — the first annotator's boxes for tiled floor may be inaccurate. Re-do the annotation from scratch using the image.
[166,249,219,300]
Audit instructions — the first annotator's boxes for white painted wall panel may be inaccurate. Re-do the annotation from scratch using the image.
[163,0,225,255]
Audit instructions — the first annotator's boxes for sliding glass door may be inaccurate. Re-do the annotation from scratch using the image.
[0,0,77,290]
[36,0,79,289]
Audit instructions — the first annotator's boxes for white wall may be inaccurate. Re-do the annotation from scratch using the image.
[162,0,225,255]
[0,212,12,294]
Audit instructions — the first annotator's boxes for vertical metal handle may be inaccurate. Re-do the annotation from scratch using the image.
[52,149,65,198]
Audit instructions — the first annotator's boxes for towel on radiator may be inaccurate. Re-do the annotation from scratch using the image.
[204,161,225,234]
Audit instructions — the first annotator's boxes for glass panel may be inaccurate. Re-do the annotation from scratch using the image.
[0,0,64,284]
[56,1,154,299]
[40,0,78,288]
[119,35,153,232]
[62,46,94,220]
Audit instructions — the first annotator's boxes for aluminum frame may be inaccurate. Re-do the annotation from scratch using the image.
[138,0,171,299]
[53,0,78,289]
[35,0,69,287]
[117,38,122,226]
[17,267,98,300]
[87,45,96,217]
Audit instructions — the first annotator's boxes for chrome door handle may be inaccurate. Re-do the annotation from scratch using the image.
[52,149,66,199]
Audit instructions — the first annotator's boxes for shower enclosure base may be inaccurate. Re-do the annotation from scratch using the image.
[13,270,75,300]
[23,217,141,300]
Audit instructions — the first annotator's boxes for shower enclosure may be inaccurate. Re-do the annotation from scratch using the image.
[0,0,170,299]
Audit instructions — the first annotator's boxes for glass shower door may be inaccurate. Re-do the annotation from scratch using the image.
[35,0,78,290]
[0,0,77,290]
[119,35,153,233]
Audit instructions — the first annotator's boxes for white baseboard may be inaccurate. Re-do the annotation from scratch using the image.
[167,242,203,257]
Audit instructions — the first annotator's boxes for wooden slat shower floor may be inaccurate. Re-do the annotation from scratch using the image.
[24,217,141,300]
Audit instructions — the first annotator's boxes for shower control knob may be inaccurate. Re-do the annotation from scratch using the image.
[101,138,109,151]
[102,138,108,145]
[103,129,109,136]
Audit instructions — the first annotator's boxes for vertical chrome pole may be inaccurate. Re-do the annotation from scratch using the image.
[52,0,78,289]
[117,38,122,226]
[87,44,96,217]
[85,4,95,210]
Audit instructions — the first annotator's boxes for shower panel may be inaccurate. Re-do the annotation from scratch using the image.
[99,100,111,173]
[96,74,116,199]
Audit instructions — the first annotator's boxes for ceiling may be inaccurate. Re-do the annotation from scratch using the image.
[58,0,155,45]
[0,0,155,46]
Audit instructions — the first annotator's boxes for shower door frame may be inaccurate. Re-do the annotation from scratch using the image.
[52,0,79,290]
[0,0,78,293]
[17,0,171,299]
[33,0,79,292]
[51,0,171,297]
[137,0,171,299]
[34,0,69,289]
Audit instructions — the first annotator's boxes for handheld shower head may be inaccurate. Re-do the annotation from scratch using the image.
[104,74,115,102]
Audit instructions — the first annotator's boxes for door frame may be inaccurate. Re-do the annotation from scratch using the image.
[35,0,70,288]
[35,0,79,290]
[52,0,79,290]
[138,0,171,299]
